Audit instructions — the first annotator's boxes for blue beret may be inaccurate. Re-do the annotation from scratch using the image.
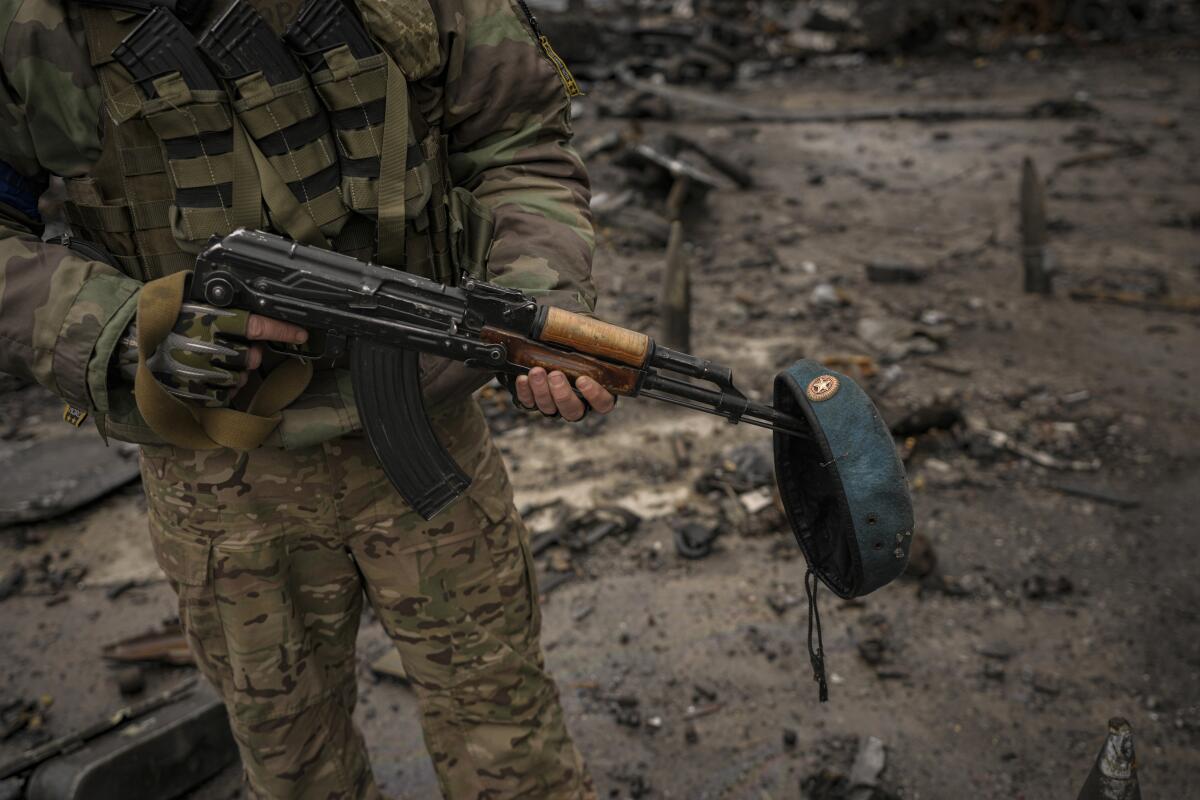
[773,359,914,598]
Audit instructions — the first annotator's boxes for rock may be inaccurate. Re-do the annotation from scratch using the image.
[0,565,26,602]
[695,442,773,494]
[848,736,887,792]
[674,521,720,559]
[810,282,846,308]
[865,263,929,284]
[787,29,840,53]
[978,641,1015,661]
[783,727,798,748]
[548,548,573,573]
[766,592,800,616]
[738,488,774,515]
[888,400,963,436]
[614,705,643,729]
[903,533,937,579]
[854,614,893,668]
[1022,574,1073,600]
[856,317,945,362]
[1030,672,1063,696]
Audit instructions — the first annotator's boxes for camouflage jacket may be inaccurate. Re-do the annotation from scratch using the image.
[0,0,595,447]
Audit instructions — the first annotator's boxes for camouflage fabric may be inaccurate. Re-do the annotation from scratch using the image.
[119,303,254,406]
[0,0,596,446]
[142,398,595,799]
[2,3,599,793]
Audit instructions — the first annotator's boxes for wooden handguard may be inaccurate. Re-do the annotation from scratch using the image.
[481,327,642,396]
[537,307,652,368]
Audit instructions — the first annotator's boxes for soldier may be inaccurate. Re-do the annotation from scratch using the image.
[0,0,612,796]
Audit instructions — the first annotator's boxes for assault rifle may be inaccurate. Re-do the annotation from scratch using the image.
[192,229,810,519]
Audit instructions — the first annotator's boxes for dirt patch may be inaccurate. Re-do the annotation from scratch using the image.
[2,42,1198,800]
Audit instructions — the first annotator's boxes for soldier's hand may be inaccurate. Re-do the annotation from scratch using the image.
[118,304,308,407]
[514,366,616,422]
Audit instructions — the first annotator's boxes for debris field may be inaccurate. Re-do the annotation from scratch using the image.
[1,2,1198,798]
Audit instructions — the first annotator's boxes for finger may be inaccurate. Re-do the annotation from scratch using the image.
[515,375,536,409]
[246,314,308,344]
[207,340,252,371]
[246,344,263,371]
[549,371,586,421]
[528,368,558,416]
[577,376,617,414]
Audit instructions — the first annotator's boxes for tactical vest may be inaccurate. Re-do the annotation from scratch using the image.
[63,0,495,446]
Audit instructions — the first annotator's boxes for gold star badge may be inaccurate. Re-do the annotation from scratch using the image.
[806,374,840,402]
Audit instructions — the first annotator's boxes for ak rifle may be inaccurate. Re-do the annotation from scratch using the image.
[192,229,808,519]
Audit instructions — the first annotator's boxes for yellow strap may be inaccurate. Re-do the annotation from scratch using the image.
[246,133,329,248]
[134,271,313,451]
[375,57,408,266]
[229,119,262,230]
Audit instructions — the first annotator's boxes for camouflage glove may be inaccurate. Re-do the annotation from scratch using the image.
[116,303,256,407]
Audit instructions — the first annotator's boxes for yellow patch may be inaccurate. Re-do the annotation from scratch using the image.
[63,404,88,427]
[539,35,584,98]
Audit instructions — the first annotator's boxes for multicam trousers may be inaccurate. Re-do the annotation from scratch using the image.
[139,398,594,799]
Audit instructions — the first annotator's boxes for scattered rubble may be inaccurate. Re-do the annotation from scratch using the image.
[1021,574,1074,601]
[673,520,721,559]
[801,735,899,800]
[102,622,193,667]
[864,263,929,284]
[2,11,1198,796]
[0,431,140,527]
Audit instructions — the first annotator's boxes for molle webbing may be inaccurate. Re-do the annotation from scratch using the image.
[284,0,435,268]
[141,80,261,249]
[111,9,263,252]
[69,7,196,280]
[72,1,463,287]
[202,1,350,240]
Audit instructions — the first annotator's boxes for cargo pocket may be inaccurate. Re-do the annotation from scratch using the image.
[231,72,349,239]
[140,75,259,252]
[149,518,212,588]
[440,469,549,726]
[147,511,227,675]
[462,442,542,641]
[211,536,324,723]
